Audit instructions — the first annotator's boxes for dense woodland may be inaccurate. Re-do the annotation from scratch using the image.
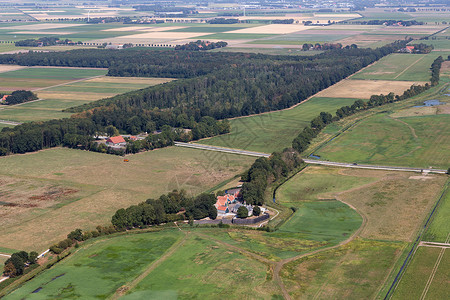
[0,41,409,156]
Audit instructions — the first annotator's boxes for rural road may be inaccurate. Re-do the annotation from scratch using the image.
[0,119,22,126]
[174,142,447,174]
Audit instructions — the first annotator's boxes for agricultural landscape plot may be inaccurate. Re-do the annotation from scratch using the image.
[0,68,172,122]
[351,52,450,81]
[0,147,255,252]
[199,97,357,153]
[275,165,447,298]
[315,113,450,169]
[0,3,450,299]
[393,246,449,300]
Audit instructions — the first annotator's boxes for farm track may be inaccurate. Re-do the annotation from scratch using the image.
[394,55,426,80]
[32,74,105,91]
[419,233,449,300]
[109,231,190,300]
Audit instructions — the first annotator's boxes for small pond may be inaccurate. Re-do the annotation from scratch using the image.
[414,100,444,107]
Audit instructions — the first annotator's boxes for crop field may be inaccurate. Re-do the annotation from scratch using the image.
[393,246,450,300]
[4,230,184,299]
[0,147,255,252]
[0,73,171,123]
[199,97,357,153]
[423,187,450,243]
[315,79,426,99]
[315,113,450,169]
[351,53,448,81]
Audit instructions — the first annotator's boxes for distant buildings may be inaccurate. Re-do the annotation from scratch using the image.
[106,136,126,147]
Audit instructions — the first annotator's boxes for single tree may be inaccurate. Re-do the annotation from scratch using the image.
[237,206,249,219]
[253,206,261,216]
[29,251,38,264]
[3,261,17,277]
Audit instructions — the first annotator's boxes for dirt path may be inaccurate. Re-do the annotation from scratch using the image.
[391,117,418,139]
[271,194,368,300]
[394,55,426,80]
[109,231,190,300]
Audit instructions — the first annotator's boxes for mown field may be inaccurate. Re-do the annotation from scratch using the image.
[315,113,450,169]
[0,147,255,252]
[392,246,449,300]
[199,97,357,153]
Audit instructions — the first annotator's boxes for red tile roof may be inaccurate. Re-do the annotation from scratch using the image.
[406,46,415,50]
[106,136,126,144]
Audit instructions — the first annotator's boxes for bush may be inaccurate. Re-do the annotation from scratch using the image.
[49,246,63,254]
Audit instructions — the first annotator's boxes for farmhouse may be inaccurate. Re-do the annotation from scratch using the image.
[106,136,126,146]
[0,95,9,103]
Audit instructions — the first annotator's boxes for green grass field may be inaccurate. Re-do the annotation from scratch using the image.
[277,200,362,244]
[276,166,376,207]
[316,113,450,169]
[281,238,406,299]
[122,233,271,299]
[197,33,278,40]
[423,186,450,243]
[351,53,446,81]
[392,246,449,300]
[4,230,183,299]
[199,97,357,153]
[0,68,106,80]
[0,147,255,252]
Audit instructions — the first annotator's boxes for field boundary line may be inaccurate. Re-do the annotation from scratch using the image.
[394,55,426,80]
[419,233,449,300]
[109,231,190,300]
[33,74,106,92]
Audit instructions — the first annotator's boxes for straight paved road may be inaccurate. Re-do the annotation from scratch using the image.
[175,142,447,174]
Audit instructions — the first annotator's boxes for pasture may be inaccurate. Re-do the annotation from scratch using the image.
[0,147,255,252]
[281,239,406,299]
[315,79,426,99]
[4,230,183,299]
[392,246,449,300]
[351,53,448,81]
[277,200,362,244]
[121,233,271,299]
[315,113,450,169]
[199,97,357,153]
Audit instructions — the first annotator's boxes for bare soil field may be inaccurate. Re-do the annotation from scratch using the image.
[36,91,117,101]
[315,79,426,99]
[390,106,438,118]
[0,147,255,252]
[0,65,27,73]
[336,34,405,47]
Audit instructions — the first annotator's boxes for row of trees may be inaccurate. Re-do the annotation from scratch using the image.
[241,150,303,205]
[3,251,38,278]
[431,56,444,86]
[175,40,227,51]
[1,90,37,105]
[111,190,217,230]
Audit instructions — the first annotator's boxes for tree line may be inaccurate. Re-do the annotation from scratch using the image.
[0,41,409,157]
